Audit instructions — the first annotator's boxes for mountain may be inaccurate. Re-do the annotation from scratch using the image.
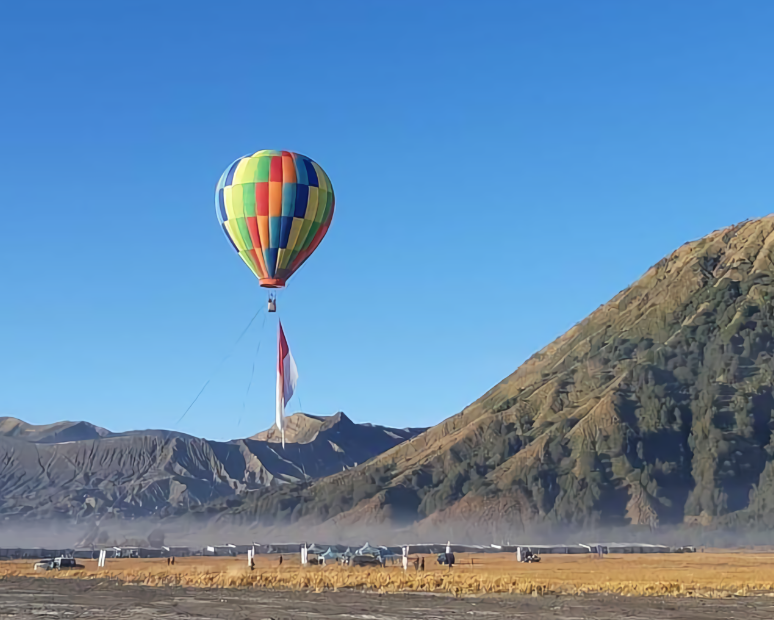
[0,413,425,520]
[252,411,425,448]
[211,216,774,535]
[0,417,110,443]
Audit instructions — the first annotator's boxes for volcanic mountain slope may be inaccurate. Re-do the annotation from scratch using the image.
[0,413,425,519]
[217,216,774,534]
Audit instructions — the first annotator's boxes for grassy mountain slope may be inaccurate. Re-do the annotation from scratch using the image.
[217,216,774,533]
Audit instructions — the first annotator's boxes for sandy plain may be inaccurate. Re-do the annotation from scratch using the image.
[2,550,774,598]
[1,574,774,620]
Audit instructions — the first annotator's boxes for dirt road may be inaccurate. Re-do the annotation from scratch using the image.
[0,576,773,619]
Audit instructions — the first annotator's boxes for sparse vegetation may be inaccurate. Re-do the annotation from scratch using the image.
[3,552,774,598]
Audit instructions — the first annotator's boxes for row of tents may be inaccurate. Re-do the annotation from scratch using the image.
[0,546,191,560]
[304,542,403,565]
[0,541,696,561]
[398,542,695,555]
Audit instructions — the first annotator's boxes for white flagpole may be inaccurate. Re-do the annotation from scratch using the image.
[276,322,285,449]
[277,321,299,450]
[276,367,285,449]
[276,321,298,451]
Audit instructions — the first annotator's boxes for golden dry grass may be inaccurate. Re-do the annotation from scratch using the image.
[3,552,774,597]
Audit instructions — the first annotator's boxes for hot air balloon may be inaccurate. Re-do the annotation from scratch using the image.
[216,150,335,312]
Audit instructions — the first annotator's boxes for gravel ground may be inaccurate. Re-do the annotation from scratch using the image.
[1,577,774,619]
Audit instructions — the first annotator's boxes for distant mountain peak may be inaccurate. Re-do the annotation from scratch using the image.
[0,417,110,443]
[250,411,355,444]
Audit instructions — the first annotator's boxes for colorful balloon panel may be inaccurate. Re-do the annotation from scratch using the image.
[216,150,335,288]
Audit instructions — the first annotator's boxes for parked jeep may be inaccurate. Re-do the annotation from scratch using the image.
[33,557,83,571]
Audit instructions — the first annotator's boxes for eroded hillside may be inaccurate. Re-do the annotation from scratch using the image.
[0,413,425,519]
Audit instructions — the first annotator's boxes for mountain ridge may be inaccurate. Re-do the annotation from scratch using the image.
[0,412,426,520]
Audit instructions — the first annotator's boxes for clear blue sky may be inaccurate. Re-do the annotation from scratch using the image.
[1,2,773,441]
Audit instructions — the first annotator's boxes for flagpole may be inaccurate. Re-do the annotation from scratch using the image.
[277,319,297,452]
[276,319,284,449]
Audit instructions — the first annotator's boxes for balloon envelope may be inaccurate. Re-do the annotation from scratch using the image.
[216,150,335,288]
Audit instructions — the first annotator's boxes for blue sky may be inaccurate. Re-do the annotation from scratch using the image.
[1,1,773,440]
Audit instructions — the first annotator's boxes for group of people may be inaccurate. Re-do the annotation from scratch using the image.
[165,557,175,566]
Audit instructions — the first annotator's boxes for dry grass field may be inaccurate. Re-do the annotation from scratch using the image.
[2,551,774,597]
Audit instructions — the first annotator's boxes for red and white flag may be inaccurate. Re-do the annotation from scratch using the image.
[276,320,298,448]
